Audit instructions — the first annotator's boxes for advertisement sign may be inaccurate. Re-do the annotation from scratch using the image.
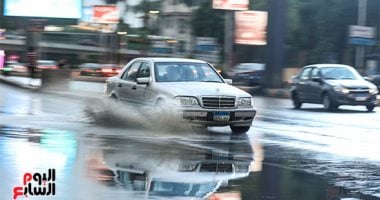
[195,37,219,52]
[4,0,81,19]
[212,0,249,10]
[349,25,376,46]
[93,5,120,24]
[235,11,268,45]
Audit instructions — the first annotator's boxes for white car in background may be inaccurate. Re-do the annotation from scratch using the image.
[105,57,257,134]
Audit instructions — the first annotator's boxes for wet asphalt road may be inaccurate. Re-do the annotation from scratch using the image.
[0,82,379,200]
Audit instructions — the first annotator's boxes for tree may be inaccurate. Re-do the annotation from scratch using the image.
[191,1,224,44]
[131,0,161,34]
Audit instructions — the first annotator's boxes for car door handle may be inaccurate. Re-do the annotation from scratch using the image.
[118,83,122,87]
[131,85,137,90]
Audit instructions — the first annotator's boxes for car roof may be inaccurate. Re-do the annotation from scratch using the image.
[139,57,207,64]
[305,64,353,68]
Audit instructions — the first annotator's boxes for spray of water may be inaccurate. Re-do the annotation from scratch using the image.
[83,98,197,132]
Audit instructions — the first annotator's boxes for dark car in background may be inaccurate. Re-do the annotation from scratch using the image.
[227,63,265,86]
[37,60,58,70]
[368,75,380,91]
[79,63,102,76]
[290,64,378,111]
[79,63,121,77]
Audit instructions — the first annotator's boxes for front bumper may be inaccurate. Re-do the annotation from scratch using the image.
[332,92,377,106]
[179,107,256,127]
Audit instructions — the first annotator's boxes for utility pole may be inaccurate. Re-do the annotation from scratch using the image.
[265,0,286,88]
[224,11,234,72]
[355,0,367,72]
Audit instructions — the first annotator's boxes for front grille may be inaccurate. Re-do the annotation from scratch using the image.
[202,96,236,108]
[200,163,233,173]
[348,87,369,94]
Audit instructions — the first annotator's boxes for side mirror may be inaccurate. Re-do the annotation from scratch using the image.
[137,77,150,85]
[224,79,233,85]
[311,77,322,82]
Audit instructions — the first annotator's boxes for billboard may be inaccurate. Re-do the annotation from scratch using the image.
[212,0,249,10]
[235,11,268,45]
[3,0,82,19]
[93,5,120,24]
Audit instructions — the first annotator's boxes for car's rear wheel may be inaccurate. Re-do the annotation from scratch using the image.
[291,91,302,109]
[230,126,250,134]
[322,93,337,111]
[366,105,375,112]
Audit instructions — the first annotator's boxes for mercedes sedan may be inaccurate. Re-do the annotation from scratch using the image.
[290,64,378,111]
[105,57,257,134]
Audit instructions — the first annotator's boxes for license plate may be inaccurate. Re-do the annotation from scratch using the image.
[355,96,367,101]
[213,112,230,121]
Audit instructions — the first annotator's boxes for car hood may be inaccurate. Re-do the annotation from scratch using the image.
[155,82,252,97]
[324,79,376,88]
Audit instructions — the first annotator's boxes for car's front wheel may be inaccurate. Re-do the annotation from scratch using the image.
[366,105,375,112]
[322,93,337,111]
[291,91,302,109]
[230,126,250,134]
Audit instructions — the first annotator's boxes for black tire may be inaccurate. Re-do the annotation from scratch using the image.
[230,126,250,134]
[291,92,302,109]
[366,105,375,112]
[322,93,337,111]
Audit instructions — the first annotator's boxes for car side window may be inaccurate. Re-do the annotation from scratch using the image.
[121,61,141,81]
[137,62,150,78]
[299,68,312,81]
[311,68,320,78]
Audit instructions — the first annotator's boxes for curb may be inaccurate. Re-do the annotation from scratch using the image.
[0,76,39,91]
[73,76,106,83]
[0,75,102,101]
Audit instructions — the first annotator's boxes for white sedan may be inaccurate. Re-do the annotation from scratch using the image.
[105,57,257,134]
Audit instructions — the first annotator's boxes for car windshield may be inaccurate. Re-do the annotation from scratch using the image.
[320,67,360,80]
[155,62,223,83]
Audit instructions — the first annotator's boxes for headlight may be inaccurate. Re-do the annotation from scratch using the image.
[238,97,253,107]
[369,87,378,94]
[333,85,350,94]
[173,96,199,106]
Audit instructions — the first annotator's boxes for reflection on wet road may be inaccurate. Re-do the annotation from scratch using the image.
[1,83,380,199]
[1,125,378,200]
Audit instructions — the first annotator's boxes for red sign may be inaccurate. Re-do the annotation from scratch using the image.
[93,5,119,24]
[235,11,268,45]
[212,0,249,10]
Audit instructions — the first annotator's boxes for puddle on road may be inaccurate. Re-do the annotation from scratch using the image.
[0,125,379,200]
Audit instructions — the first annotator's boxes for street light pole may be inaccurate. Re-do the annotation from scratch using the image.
[355,0,367,72]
